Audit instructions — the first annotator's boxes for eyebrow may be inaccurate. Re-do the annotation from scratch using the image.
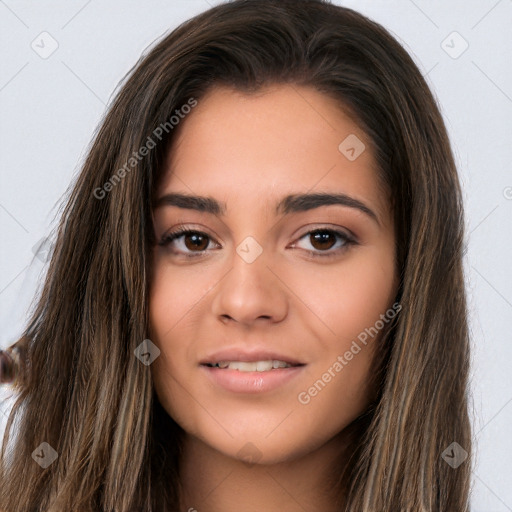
[153,192,380,225]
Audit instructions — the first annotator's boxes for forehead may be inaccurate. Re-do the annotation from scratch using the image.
[157,84,389,224]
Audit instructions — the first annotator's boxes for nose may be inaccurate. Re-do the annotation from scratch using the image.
[210,246,288,326]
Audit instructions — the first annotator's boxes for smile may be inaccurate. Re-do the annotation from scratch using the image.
[203,360,299,371]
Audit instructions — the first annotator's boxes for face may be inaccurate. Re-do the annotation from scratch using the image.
[149,84,398,464]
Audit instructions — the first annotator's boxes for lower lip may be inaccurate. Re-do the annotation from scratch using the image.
[200,365,305,393]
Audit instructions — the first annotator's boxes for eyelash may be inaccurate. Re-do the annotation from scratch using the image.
[158,224,357,260]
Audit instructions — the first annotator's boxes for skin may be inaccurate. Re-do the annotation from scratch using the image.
[149,84,398,511]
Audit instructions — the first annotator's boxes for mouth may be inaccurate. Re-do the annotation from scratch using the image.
[199,349,306,393]
[201,360,304,372]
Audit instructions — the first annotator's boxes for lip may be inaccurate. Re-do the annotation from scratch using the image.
[199,348,305,366]
[200,365,305,393]
[199,347,306,393]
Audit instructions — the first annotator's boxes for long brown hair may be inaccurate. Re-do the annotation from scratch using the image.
[0,1,472,510]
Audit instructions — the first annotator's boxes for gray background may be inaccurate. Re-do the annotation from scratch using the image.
[1,1,511,509]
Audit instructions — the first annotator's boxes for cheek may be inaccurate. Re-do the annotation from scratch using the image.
[148,261,230,429]
[148,265,195,412]
[289,246,395,394]
[149,266,199,335]
[288,245,396,347]
[148,255,224,356]
[289,251,395,431]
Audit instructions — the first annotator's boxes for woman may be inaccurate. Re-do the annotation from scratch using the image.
[0,0,472,510]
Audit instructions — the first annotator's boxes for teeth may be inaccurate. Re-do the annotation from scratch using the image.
[256,361,273,371]
[209,360,293,371]
[272,360,290,369]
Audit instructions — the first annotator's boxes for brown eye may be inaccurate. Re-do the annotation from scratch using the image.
[158,228,219,257]
[182,232,209,251]
[293,228,356,258]
[309,230,338,251]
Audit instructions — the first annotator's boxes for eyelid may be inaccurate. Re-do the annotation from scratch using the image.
[292,223,356,242]
[159,224,220,246]
[289,226,357,258]
[160,223,356,243]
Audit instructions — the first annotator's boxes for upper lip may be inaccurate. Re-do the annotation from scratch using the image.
[200,348,305,366]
